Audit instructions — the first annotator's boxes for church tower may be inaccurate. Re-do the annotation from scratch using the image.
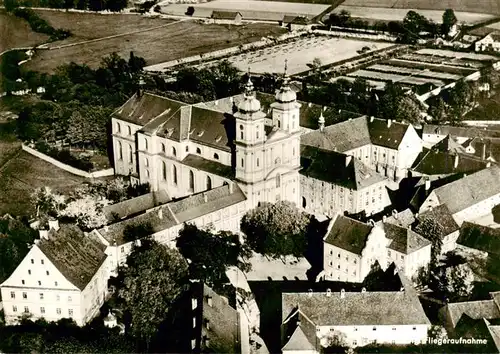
[234,64,301,209]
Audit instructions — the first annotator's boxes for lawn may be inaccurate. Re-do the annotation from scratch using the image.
[205,36,393,75]
[0,10,49,53]
[333,5,496,24]
[25,20,287,73]
[341,0,500,15]
[0,150,87,217]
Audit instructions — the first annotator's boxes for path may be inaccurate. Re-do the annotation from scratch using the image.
[39,19,186,50]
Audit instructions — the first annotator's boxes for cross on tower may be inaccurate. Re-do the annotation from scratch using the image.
[284,59,288,76]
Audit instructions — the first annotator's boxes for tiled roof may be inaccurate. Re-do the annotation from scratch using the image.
[113,92,187,126]
[488,324,500,352]
[423,124,500,139]
[282,285,430,327]
[433,135,466,154]
[300,146,384,190]
[463,137,500,163]
[103,190,170,221]
[432,166,500,214]
[282,310,318,352]
[384,223,431,255]
[168,184,246,223]
[38,225,107,291]
[412,150,487,176]
[324,215,372,255]
[446,300,500,328]
[384,209,416,228]
[457,222,500,255]
[188,106,234,152]
[211,10,241,20]
[182,154,234,179]
[418,204,459,238]
[368,119,409,150]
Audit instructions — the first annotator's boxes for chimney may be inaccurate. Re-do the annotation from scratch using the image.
[361,287,366,293]
[158,208,163,219]
[308,289,313,297]
[104,225,110,232]
[39,229,49,240]
[204,336,210,348]
[482,144,487,160]
[214,100,218,106]
[48,218,59,231]
[368,219,375,227]
[370,116,374,123]
[326,288,332,297]
[345,155,352,167]
[487,161,492,168]
[382,215,387,223]
[318,112,325,132]
[228,183,234,194]
[205,319,210,330]
[387,119,392,128]
[137,76,145,98]
[191,298,198,310]
[454,154,459,169]
[425,179,431,191]
[340,289,345,299]
[203,193,208,203]
[392,209,398,219]
[206,295,213,307]
[296,319,301,326]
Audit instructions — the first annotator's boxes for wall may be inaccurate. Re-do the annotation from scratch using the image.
[80,258,110,324]
[323,244,362,282]
[22,144,114,179]
[453,192,500,226]
[441,230,460,254]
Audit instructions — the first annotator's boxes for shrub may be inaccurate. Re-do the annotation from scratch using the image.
[12,8,72,41]
[34,142,93,171]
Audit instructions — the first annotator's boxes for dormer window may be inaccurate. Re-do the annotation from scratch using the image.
[197,130,204,137]
[172,147,177,156]
[161,143,166,153]
[196,147,201,154]
[213,153,219,160]
[215,136,222,143]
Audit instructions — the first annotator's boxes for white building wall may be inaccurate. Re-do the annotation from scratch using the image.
[452,192,500,226]
[323,244,362,282]
[112,118,142,176]
[441,230,460,254]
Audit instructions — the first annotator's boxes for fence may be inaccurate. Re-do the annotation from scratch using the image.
[22,144,115,178]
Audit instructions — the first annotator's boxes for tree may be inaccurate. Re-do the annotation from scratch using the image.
[58,195,110,230]
[400,10,429,44]
[377,82,405,119]
[123,222,154,242]
[428,325,448,341]
[441,263,475,298]
[117,240,188,346]
[395,95,422,124]
[448,79,473,122]
[177,224,252,288]
[429,97,447,122]
[442,9,458,37]
[240,201,311,258]
[415,217,444,267]
[31,187,66,217]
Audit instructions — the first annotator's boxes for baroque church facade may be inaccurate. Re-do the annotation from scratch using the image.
[111,71,301,209]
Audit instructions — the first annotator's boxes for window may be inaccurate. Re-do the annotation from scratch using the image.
[189,170,195,191]
[257,158,260,167]
[68,309,74,317]
[337,265,340,269]
[256,130,259,139]
[172,147,177,156]
[173,165,178,185]
[338,253,341,258]
[353,340,357,346]
[68,296,72,302]
[413,326,416,330]
[22,292,27,299]
[241,158,244,168]
[162,161,167,180]
[145,158,149,167]
[118,141,123,160]
[24,306,29,313]
[116,122,121,134]
[41,307,45,314]
[293,147,295,156]
[54,281,58,286]
[161,143,166,153]
[196,147,201,154]
[128,126,132,136]
[121,246,124,254]
[206,176,212,190]
[31,259,34,264]
[354,259,357,264]
[41,259,44,265]
[9,291,15,300]
[277,120,281,128]
[56,295,60,301]
[56,308,61,315]
[144,138,148,151]
[38,281,41,286]
[213,153,219,160]
[392,327,396,331]
[388,250,391,257]
[128,144,133,163]
[12,305,17,312]
[373,327,377,331]
[401,255,404,260]
[39,293,44,300]
[185,146,189,152]
[240,131,244,140]
[28,269,31,275]
[276,174,281,188]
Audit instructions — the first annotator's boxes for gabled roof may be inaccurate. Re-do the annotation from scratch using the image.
[300,145,384,190]
[457,222,500,255]
[211,10,241,20]
[282,279,430,327]
[188,106,234,152]
[38,225,107,291]
[324,214,372,255]
[412,150,487,176]
[433,135,466,154]
[368,119,410,150]
[431,166,500,214]
[462,137,500,163]
[446,300,500,329]
[282,310,318,352]
[182,154,234,179]
[418,204,460,238]
[103,190,170,221]
[384,223,431,255]
[423,124,500,139]
[113,92,187,126]
[384,209,416,228]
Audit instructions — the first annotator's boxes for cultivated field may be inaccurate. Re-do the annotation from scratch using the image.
[0,150,86,217]
[0,10,48,53]
[25,20,286,73]
[161,0,330,19]
[341,0,500,15]
[200,36,393,75]
[333,5,495,24]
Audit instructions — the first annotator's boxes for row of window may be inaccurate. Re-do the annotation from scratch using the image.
[115,122,132,136]
[12,305,73,317]
[30,259,44,265]
[11,291,73,302]
[20,280,58,286]
[321,326,418,332]
[27,269,50,276]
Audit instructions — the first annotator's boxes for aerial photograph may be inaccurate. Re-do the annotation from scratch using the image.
[2,0,500,352]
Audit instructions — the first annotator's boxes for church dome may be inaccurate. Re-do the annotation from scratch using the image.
[275,85,296,103]
[238,78,261,113]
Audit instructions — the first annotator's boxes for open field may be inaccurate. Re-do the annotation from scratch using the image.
[0,150,86,217]
[341,0,500,15]
[35,10,175,47]
[161,0,330,19]
[0,10,49,53]
[333,5,495,24]
[25,21,286,73]
[199,36,393,75]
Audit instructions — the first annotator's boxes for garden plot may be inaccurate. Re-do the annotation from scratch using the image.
[347,69,445,87]
[385,59,476,76]
[416,48,499,62]
[368,64,462,81]
[213,36,393,75]
[400,54,485,69]
[332,5,495,24]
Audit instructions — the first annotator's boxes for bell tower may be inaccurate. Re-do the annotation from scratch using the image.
[271,60,301,134]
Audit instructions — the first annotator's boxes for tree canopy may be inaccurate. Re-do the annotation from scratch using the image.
[240,201,311,258]
[442,9,458,36]
[177,224,252,289]
[415,217,444,267]
[117,239,189,345]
